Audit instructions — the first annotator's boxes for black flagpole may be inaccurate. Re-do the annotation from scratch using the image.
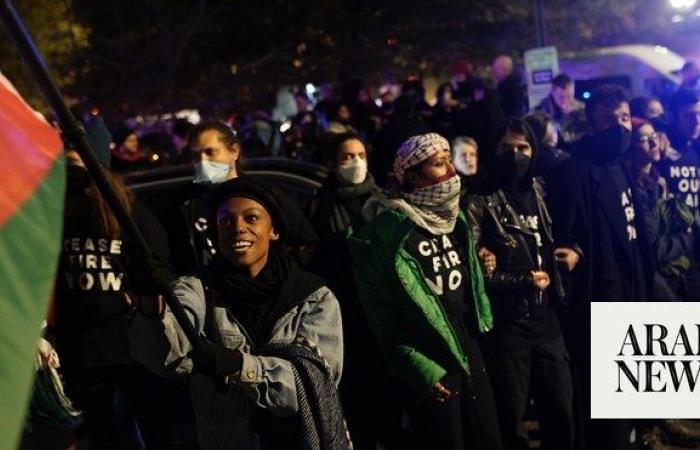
[0,0,202,352]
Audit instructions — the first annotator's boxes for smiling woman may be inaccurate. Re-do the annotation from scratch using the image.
[215,197,280,278]
[129,176,349,450]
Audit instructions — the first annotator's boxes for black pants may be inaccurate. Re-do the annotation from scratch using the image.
[485,335,574,450]
[339,315,393,450]
[67,364,175,450]
[404,330,502,450]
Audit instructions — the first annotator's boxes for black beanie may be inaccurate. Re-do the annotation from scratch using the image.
[208,176,287,239]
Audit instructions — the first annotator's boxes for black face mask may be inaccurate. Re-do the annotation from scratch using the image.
[591,124,632,163]
[496,150,531,186]
[66,165,91,193]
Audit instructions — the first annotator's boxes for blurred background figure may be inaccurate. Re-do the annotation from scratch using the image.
[452,136,478,177]
[492,54,527,118]
[678,61,700,92]
[630,96,666,122]
[626,117,693,302]
[110,127,148,173]
[170,118,194,165]
[536,73,587,145]
[430,83,464,141]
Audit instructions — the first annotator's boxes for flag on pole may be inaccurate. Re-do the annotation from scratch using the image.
[0,70,64,447]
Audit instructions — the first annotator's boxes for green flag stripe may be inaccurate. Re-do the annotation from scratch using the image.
[0,155,65,448]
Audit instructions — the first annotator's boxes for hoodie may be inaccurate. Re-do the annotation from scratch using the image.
[468,119,564,348]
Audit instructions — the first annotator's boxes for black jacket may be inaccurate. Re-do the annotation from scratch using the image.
[309,174,384,385]
[310,173,376,303]
[635,174,693,300]
[547,135,655,305]
[466,179,566,322]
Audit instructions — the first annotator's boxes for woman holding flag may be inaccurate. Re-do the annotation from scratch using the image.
[129,176,348,450]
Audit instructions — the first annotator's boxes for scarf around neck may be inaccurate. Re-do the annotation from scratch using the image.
[210,248,325,346]
[362,174,461,235]
[333,172,377,202]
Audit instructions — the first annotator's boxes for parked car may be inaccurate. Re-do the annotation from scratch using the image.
[124,158,329,273]
[125,157,328,212]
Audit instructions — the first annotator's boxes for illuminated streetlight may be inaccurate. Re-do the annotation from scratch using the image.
[670,0,697,10]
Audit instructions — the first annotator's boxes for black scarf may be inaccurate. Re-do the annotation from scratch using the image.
[210,247,325,347]
[317,173,378,234]
[333,172,377,202]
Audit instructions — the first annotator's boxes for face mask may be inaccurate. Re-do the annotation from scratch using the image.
[405,172,462,206]
[592,124,632,163]
[193,161,233,185]
[337,158,368,185]
[66,165,91,193]
[433,165,458,184]
[513,152,531,180]
[496,150,531,185]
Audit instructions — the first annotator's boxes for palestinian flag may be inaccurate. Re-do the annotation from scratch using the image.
[0,71,64,447]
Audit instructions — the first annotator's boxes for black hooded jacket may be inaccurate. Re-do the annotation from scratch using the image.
[466,119,565,349]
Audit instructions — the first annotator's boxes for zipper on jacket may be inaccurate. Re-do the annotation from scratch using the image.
[497,193,547,306]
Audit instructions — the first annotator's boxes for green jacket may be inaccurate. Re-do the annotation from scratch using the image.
[349,209,493,393]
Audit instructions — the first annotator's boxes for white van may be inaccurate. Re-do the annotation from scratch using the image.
[559,44,686,100]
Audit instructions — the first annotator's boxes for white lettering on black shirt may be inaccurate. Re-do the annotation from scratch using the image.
[621,188,638,242]
[63,237,125,292]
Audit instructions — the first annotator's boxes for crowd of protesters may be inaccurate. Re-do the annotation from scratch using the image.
[20,54,700,450]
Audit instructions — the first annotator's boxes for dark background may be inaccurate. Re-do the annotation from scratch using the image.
[1,0,697,118]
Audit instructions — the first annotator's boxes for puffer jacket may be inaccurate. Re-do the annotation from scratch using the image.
[349,209,493,393]
[128,276,343,450]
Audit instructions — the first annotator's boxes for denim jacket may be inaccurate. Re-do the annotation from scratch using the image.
[128,276,343,450]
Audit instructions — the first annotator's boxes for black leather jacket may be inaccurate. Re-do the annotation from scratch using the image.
[465,178,567,321]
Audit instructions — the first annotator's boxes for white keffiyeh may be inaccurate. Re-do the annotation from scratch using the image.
[393,133,450,183]
[364,132,461,234]
[363,174,462,235]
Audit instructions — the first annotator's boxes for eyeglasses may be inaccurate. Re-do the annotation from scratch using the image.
[636,133,659,145]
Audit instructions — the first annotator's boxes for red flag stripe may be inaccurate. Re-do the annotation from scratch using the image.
[0,73,62,228]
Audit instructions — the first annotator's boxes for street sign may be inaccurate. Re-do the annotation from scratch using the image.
[524,46,560,110]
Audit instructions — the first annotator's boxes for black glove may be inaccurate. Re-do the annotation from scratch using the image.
[191,339,243,377]
[128,253,174,298]
[144,256,175,291]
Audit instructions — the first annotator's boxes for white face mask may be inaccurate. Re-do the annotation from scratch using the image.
[193,160,233,185]
[337,157,368,185]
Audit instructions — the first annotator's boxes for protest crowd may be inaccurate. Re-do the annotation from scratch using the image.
[20,54,700,450]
